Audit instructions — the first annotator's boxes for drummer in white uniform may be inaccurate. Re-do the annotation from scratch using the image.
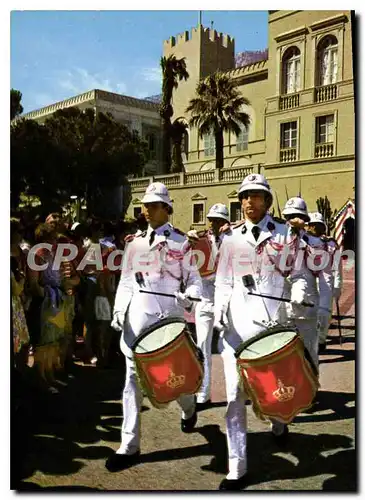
[213,174,309,490]
[282,198,332,369]
[105,182,202,473]
[187,203,231,409]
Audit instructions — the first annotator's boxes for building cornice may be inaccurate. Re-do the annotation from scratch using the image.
[264,154,355,170]
[224,59,268,80]
[275,26,309,43]
[309,13,348,32]
[12,90,97,123]
[12,88,160,124]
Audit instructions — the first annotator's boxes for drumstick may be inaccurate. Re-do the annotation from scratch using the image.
[139,290,201,302]
[247,291,314,308]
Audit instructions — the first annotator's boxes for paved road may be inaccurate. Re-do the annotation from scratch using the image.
[14,267,356,491]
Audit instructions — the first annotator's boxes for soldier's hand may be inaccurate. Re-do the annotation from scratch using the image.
[174,291,193,311]
[111,312,125,332]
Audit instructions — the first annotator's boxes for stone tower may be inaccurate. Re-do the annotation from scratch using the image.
[163,25,235,167]
[163,24,235,119]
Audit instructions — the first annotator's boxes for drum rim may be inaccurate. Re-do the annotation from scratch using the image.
[131,316,187,352]
[235,325,298,359]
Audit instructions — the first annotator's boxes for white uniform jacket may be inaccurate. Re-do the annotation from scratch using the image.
[301,233,334,316]
[214,214,308,351]
[113,222,202,352]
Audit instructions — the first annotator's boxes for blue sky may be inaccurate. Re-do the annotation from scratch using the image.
[11,10,268,114]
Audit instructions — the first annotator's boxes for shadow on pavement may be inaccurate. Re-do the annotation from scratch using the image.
[321,449,357,491]
[319,347,355,365]
[12,359,144,489]
[113,423,356,491]
[199,425,356,490]
[294,391,355,423]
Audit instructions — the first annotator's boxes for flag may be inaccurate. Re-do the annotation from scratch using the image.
[334,200,355,249]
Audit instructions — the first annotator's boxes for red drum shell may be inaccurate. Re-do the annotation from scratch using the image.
[133,319,203,407]
[236,328,319,424]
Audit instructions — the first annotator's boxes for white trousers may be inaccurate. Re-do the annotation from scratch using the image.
[195,301,215,404]
[117,356,196,455]
[294,318,319,370]
[221,341,285,480]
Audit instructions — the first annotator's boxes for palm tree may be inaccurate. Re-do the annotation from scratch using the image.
[186,72,251,170]
[159,55,189,173]
[170,119,188,173]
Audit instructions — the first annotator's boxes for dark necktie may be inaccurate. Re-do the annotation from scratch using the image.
[252,226,261,241]
[149,230,156,246]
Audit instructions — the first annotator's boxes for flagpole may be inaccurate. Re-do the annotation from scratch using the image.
[199,10,202,26]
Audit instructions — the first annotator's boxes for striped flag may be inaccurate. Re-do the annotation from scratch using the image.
[334,200,355,249]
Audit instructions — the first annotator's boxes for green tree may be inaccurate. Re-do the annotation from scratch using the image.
[11,89,24,120]
[186,73,251,170]
[170,119,188,173]
[11,107,149,216]
[11,118,54,210]
[159,55,189,173]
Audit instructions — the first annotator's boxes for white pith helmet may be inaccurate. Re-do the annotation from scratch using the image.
[207,203,230,222]
[141,182,173,213]
[308,211,327,232]
[282,197,310,222]
[238,173,273,207]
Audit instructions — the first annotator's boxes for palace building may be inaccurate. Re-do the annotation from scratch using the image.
[16,10,355,232]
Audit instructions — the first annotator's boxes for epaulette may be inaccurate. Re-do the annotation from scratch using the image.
[172,227,186,236]
[321,235,338,246]
[272,216,286,224]
[231,220,245,230]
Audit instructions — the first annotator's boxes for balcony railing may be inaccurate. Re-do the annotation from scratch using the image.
[128,165,256,190]
[315,142,334,158]
[185,171,215,185]
[315,84,338,103]
[155,174,181,187]
[280,147,297,163]
[279,93,300,110]
[221,167,253,182]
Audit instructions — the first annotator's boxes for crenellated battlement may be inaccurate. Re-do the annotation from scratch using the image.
[224,58,269,79]
[164,24,234,50]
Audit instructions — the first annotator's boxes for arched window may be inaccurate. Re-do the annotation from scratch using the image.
[282,46,301,94]
[204,131,215,157]
[317,35,338,86]
[236,124,249,152]
[182,129,189,160]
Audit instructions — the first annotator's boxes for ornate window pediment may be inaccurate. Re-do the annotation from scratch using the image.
[191,192,207,201]
[227,190,238,199]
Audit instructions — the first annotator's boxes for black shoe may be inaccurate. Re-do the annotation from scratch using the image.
[318,343,327,354]
[219,475,249,491]
[196,399,211,411]
[181,409,197,433]
[105,450,141,472]
[272,424,289,446]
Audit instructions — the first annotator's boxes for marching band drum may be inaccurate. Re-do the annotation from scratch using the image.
[235,326,319,424]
